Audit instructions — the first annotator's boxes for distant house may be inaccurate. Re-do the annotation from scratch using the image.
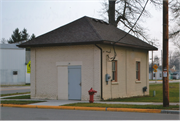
[18,16,157,100]
[149,67,162,80]
[171,72,179,79]
[149,67,179,80]
[0,44,26,85]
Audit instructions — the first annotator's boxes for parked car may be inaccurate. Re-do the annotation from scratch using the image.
[171,72,179,79]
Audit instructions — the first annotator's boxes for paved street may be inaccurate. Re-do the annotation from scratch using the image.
[0,86,30,94]
[1,107,179,120]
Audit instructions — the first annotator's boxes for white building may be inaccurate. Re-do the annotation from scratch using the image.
[0,44,27,85]
[149,68,162,80]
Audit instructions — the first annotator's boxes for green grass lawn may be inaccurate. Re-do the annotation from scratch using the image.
[149,79,179,81]
[1,92,30,97]
[1,100,44,105]
[149,80,162,81]
[105,83,179,102]
[63,103,179,110]
[63,83,179,110]
[0,84,30,87]
[2,95,31,99]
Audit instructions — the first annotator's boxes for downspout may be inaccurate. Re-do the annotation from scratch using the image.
[35,48,37,97]
[95,44,103,100]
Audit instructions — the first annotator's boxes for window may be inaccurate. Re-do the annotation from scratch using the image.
[136,62,140,80]
[112,60,117,82]
[160,73,162,77]
[153,73,155,77]
[13,71,18,75]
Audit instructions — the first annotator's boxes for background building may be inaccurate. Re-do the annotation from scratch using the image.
[0,43,30,85]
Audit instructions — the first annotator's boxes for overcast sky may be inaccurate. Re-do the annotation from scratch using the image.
[0,0,177,61]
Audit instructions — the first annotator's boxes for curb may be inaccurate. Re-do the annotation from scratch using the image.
[1,104,164,113]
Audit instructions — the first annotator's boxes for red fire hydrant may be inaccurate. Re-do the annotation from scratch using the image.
[88,88,97,103]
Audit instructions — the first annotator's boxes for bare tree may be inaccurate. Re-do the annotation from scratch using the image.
[169,50,180,71]
[149,38,160,47]
[102,0,180,43]
[154,55,160,65]
[101,0,162,42]
[169,0,180,49]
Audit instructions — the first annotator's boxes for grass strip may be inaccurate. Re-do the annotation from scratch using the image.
[149,80,179,81]
[149,80,163,81]
[105,83,179,102]
[63,103,179,110]
[1,84,30,87]
[1,92,30,97]
[2,95,31,99]
[1,100,44,105]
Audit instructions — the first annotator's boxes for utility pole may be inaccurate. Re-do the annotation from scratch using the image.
[163,0,169,107]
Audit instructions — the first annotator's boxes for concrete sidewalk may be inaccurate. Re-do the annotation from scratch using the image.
[1,97,179,106]
[1,93,179,114]
[1,98,179,114]
[1,94,179,106]
[0,86,30,89]
[28,100,180,106]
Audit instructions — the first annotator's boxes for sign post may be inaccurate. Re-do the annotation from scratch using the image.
[153,64,158,83]
[153,64,158,70]
[27,61,31,74]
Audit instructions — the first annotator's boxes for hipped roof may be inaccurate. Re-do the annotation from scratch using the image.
[18,16,157,50]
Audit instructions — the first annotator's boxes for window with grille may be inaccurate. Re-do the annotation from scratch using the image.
[112,60,117,82]
[136,62,140,80]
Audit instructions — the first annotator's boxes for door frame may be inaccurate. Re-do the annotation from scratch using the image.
[56,61,82,100]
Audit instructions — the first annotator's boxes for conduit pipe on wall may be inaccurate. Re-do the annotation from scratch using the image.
[94,44,103,100]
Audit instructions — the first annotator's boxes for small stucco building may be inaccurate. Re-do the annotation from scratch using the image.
[18,16,157,100]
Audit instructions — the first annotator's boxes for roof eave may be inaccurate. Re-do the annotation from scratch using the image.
[18,40,158,51]
[17,41,104,48]
[102,41,158,51]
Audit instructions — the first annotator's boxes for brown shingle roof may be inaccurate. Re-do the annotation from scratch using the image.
[18,16,157,50]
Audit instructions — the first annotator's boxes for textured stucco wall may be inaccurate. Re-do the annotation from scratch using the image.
[30,44,149,100]
[98,44,149,100]
[30,45,101,100]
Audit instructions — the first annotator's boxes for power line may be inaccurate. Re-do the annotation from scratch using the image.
[116,0,149,43]
[108,0,150,61]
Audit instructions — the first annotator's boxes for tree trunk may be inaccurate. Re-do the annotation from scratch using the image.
[108,0,117,27]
